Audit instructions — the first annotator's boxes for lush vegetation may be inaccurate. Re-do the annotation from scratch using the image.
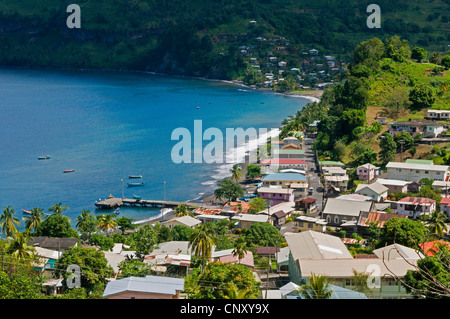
[0,0,448,81]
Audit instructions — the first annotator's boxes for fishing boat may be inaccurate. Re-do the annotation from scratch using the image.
[127,182,144,187]
[63,169,76,173]
[128,175,143,179]
[38,155,51,160]
[22,209,32,214]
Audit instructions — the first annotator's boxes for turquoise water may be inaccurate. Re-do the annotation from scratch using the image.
[0,68,309,226]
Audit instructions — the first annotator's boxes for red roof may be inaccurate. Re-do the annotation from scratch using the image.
[398,197,436,205]
[358,211,407,228]
[419,241,450,256]
[441,197,450,205]
[296,197,316,204]
[260,159,307,165]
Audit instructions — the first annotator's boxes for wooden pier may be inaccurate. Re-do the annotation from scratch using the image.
[94,197,215,210]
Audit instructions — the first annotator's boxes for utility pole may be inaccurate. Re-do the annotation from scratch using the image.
[1,248,4,272]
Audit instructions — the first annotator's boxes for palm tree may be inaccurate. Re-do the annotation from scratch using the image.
[23,207,45,234]
[296,273,333,299]
[7,232,35,263]
[96,213,118,234]
[230,164,242,182]
[232,237,248,264]
[225,283,258,299]
[424,211,448,239]
[49,203,71,222]
[188,224,216,269]
[174,203,192,217]
[0,206,21,237]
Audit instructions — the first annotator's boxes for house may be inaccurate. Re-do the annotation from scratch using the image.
[256,246,281,258]
[396,196,436,219]
[211,249,254,268]
[271,210,287,226]
[286,232,421,298]
[319,161,345,169]
[326,184,341,197]
[355,182,388,202]
[282,136,300,147]
[272,149,305,159]
[284,283,367,299]
[294,197,317,214]
[261,173,308,193]
[336,194,372,201]
[102,275,185,299]
[281,143,301,150]
[160,215,201,229]
[432,180,450,195]
[308,48,319,55]
[356,211,408,236]
[323,166,349,191]
[222,201,250,214]
[276,247,290,272]
[389,120,446,138]
[259,158,307,171]
[231,213,270,229]
[257,187,295,206]
[144,241,195,275]
[427,109,450,120]
[293,216,327,233]
[33,247,63,273]
[419,240,450,256]
[356,163,378,181]
[29,237,78,252]
[376,178,410,195]
[322,198,377,226]
[386,161,450,182]
[439,197,450,219]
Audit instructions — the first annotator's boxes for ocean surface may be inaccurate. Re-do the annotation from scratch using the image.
[0,68,311,227]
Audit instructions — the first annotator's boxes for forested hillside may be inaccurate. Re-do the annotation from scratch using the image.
[0,0,449,79]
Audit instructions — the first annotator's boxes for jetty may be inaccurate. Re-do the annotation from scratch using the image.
[94,197,215,210]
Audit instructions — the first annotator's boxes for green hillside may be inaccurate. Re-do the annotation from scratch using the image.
[0,0,449,80]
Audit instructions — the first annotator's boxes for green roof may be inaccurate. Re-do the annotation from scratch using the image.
[319,161,344,166]
[405,159,434,165]
[273,149,305,154]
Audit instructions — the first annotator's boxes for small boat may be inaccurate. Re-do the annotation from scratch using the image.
[38,155,51,160]
[63,169,76,173]
[128,175,143,179]
[127,182,144,187]
[133,194,142,200]
[22,209,32,214]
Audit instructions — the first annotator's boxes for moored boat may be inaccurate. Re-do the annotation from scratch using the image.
[128,175,143,179]
[22,209,32,214]
[38,155,51,160]
[63,169,76,173]
[127,182,144,187]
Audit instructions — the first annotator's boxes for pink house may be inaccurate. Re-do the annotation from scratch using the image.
[440,198,450,220]
[357,163,378,181]
[257,187,295,206]
[397,197,436,219]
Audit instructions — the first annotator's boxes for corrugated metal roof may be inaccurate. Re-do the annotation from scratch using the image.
[103,276,185,297]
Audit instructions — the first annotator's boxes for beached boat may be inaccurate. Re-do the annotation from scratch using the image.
[127,182,144,187]
[38,155,51,160]
[128,175,143,179]
[63,169,76,173]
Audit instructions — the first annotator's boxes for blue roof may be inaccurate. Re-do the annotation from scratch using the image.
[262,173,307,182]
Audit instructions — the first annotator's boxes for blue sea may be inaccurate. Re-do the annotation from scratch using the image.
[0,68,310,227]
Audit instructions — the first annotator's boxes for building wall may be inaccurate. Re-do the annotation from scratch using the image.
[106,291,180,299]
[387,167,448,181]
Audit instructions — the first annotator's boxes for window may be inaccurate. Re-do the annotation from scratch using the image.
[297,222,304,227]
[345,279,353,286]
[326,215,331,223]
[425,171,429,174]
[334,216,339,224]
[308,223,313,228]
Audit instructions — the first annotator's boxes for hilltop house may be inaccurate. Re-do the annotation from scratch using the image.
[396,196,436,219]
[388,120,446,138]
[427,109,450,120]
[355,182,388,202]
[356,163,378,181]
[386,162,450,182]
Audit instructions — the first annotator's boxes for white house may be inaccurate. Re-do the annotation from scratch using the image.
[389,120,446,138]
[396,197,436,219]
[386,162,450,182]
[355,182,388,202]
[427,109,450,120]
[356,163,378,181]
